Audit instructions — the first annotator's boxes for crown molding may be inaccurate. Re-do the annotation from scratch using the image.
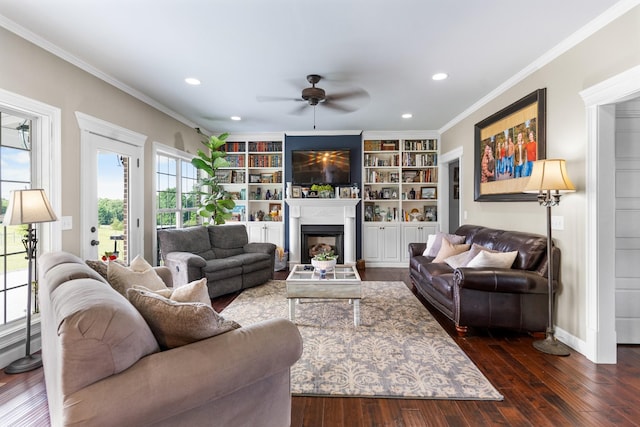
[439,0,640,134]
[0,14,200,131]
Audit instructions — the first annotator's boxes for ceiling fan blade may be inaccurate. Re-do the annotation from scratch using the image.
[327,88,369,102]
[256,95,301,102]
[289,103,309,115]
[322,101,356,113]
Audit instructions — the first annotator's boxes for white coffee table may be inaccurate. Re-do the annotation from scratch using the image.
[286,264,362,326]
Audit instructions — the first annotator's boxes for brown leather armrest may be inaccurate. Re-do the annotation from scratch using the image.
[408,243,427,257]
[454,268,551,294]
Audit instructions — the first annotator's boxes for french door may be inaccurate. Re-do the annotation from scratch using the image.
[77,113,145,262]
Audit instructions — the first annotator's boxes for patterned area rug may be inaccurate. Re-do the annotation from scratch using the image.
[222,280,503,400]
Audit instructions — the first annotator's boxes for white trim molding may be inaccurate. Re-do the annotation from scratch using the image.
[580,64,640,364]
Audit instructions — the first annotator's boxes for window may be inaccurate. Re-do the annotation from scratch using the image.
[155,152,199,231]
[1,111,33,325]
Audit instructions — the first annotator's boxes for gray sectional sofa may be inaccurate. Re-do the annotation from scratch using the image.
[38,251,303,426]
[157,224,276,298]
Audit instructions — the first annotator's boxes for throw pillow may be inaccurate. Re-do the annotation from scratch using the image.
[444,250,472,269]
[126,288,240,349]
[129,254,153,272]
[458,243,499,267]
[170,278,211,306]
[466,249,518,269]
[433,238,470,263]
[422,234,437,256]
[133,285,174,299]
[426,232,466,258]
[85,259,126,281]
[107,261,168,296]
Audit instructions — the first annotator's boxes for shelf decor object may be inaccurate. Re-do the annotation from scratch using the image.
[524,159,575,356]
[3,189,58,373]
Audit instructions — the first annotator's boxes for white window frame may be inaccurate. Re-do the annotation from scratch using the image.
[152,142,198,265]
[0,88,61,367]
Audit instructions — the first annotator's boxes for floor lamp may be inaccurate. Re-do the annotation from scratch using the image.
[524,159,575,356]
[3,189,58,374]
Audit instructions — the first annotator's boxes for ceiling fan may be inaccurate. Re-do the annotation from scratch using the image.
[257,74,369,115]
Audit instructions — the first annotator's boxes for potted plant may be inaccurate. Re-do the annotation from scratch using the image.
[311,249,337,274]
[191,132,236,225]
[311,183,333,198]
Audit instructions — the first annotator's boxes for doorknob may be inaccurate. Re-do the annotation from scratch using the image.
[90,240,100,246]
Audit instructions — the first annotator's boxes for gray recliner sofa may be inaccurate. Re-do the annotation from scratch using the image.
[157,224,276,298]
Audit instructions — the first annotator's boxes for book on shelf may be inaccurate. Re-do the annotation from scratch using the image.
[248,141,282,152]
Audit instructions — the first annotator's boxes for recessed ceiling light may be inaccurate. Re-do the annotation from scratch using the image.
[432,73,448,81]
[230,116,242,121]
[402,113,413,119]
[185,77,201,86]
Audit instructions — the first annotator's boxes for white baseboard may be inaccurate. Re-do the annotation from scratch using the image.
[554,326,587,358]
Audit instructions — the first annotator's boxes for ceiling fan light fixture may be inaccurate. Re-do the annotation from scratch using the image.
[432,72,448,81]
[185,77,201,86]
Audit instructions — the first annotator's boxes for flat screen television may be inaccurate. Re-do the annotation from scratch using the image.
[291,149,351,185]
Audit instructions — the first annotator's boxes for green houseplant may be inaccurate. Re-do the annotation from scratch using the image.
[191,132,236,225]
[311,249,337,273]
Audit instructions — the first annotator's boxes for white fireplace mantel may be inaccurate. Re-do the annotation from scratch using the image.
[285,198,361,266]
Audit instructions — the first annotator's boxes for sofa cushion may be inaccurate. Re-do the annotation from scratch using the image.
[158,226,216,260]
[208,224,248,250]
[466,249,518,269]
[233,252,272,273]
[107,261,168,296]
[45,262,109,294]
[127,288,240,349]
[52,278,159,396]
[203,257,243,274]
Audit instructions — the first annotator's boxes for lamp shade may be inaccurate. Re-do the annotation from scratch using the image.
[524,159,576,193]
[3,189,58,226]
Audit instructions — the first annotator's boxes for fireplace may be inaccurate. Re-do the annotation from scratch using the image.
[301,225,344,264]
[285,198,360,266]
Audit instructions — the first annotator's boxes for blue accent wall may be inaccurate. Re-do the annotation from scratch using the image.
[284,134,362,260]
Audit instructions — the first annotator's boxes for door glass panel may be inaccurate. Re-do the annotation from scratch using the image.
[97,152,129,263]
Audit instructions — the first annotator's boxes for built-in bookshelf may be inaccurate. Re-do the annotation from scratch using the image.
[362,132,439,265]
[218,135,285,247]
[363,138,438,223]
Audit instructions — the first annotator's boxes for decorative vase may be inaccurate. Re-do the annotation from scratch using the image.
[311,258,337,273]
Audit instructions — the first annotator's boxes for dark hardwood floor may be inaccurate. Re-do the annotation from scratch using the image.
[2,268,639,426]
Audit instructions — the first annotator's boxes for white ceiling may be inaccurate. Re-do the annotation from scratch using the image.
[0,0,626,134]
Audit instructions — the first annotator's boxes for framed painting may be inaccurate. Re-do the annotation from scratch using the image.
[421,187,436,199]
[249,173,262,184]
[340,187,351,199]
[474,88,546,201]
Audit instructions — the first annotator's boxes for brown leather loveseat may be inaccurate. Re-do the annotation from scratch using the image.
[409,224,559,335]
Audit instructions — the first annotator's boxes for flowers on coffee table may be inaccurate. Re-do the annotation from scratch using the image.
[311,250,337,278]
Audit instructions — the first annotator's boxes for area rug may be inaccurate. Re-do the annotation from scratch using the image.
[221,280,503,400]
